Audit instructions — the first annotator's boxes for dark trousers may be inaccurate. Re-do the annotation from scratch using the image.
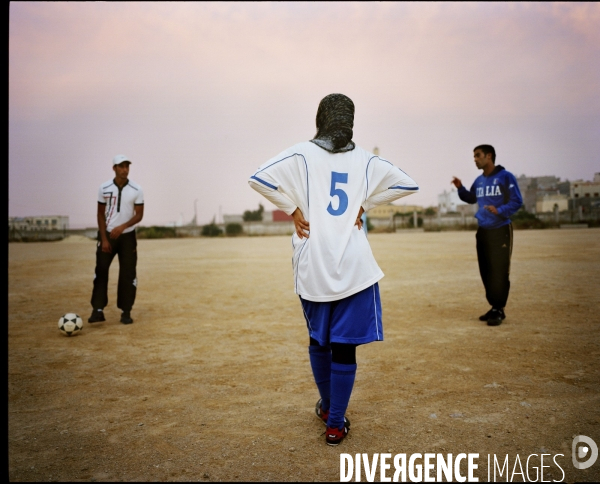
[91,230,137,312]
[476,224,513,309]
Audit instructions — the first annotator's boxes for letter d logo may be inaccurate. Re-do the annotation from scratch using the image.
[572,435,598,470]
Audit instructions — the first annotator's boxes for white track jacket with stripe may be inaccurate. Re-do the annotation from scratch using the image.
[249,141,419,302]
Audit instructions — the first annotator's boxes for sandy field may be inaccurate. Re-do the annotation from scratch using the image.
[8,228,600,482]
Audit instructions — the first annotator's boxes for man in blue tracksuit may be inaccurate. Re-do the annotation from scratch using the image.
[452,145,523,326]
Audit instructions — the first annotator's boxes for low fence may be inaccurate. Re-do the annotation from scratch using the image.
[9,227,68,242]
[370,214,477,231]
[172,226,202,237]
[238,221,295,236]
[372,209,600,232]
[174,222,294,237]
[536,209,600,224]
[10,208,599,242]
[9,228,98,242]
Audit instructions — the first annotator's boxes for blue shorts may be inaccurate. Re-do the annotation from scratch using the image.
[299,283,383,346]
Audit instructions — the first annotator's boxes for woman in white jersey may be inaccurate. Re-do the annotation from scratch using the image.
[249,94,419,445]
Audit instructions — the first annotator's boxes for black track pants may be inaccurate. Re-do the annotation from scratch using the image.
[476,224,513,309]
[91,230,137,312]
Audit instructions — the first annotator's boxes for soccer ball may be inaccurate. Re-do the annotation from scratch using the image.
[58,313,83,336]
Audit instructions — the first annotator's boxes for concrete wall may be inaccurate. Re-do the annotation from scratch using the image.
[9,228,69,242]
[370,214,477,231]
[241,221,295,235]
[536,195,569,213]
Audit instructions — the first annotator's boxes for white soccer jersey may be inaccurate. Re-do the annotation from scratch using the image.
[249,141,419,302]
[97,179,144,233]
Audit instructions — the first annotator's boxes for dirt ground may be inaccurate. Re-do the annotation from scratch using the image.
[8,228,600,482]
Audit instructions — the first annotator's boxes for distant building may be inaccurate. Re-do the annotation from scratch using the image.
[482,172,600,214]
[514,175,576,213]
[516,175,564,213]
[9,215,69,231]
[437,188,467,214]
[536,193,569,213]
[571,178,600,199]
[223,209,293,224]
[516,175,561,194]
[272,210,293,222]
[223,214,244,224]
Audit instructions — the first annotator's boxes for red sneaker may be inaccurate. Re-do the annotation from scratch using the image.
[326,423,349,446]
[315,398,351,428]
[315,398,329,425]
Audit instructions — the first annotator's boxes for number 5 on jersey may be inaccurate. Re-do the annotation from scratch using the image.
[327,172,348,216]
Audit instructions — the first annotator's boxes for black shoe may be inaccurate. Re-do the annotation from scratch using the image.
[487,309,504,326]
[479,309,492,321]
[120,311,133,324]
[479,308,505,322]
[88,309,105,323]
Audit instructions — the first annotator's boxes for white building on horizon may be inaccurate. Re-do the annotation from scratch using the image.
[438,188,467,214]
[570,175,600,199]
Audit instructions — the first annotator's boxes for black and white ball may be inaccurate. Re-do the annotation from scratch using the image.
[58,313,83,336]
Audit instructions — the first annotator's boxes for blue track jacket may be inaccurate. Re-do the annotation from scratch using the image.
[457,165,523,229]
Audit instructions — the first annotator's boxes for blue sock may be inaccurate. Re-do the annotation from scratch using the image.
[328,361,357,429]
[308,345,331,412]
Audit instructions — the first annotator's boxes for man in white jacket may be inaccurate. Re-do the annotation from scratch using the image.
[248,93,418,445]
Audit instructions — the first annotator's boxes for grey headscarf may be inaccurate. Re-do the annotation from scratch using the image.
[310,93,356,153]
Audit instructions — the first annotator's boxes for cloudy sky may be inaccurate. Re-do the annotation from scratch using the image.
[9,2,600,228]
